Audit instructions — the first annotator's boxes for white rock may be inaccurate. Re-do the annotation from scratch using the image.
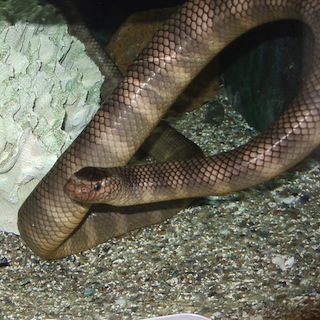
[0,0,104,233]
[271,255,296,271]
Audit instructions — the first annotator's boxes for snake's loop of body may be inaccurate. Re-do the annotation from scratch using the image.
[18,0,320,259]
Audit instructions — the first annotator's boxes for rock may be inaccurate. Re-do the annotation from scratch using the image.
[0,0,103,233]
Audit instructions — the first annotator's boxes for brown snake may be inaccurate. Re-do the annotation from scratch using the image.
[18,0,320,259]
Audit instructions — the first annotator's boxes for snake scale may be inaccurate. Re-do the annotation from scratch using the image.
[18,0,320,259]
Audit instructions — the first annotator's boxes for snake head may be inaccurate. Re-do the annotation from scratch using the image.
[64,167,120,204]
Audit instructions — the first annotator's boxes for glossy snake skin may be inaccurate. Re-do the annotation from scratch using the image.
[19,0,320,259]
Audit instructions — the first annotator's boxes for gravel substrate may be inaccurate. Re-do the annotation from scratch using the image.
[1,93,319,319]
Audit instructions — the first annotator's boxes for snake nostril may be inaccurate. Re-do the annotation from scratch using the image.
[80,186,88,194]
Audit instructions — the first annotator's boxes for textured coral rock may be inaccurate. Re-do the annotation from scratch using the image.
[0,0,103,232]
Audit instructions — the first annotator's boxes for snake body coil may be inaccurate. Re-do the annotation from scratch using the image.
[19,0,320,259]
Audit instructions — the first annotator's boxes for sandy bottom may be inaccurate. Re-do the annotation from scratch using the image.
[1,93,319,319]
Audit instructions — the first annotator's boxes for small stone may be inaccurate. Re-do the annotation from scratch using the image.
[83,288,95,297]
[281,196,296,205]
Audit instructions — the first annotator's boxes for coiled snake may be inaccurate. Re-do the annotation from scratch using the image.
[18,0,320,259]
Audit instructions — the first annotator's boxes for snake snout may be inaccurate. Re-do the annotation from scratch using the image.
[63,167,106,203]
[63,179,90,202]
[63,167,124,204]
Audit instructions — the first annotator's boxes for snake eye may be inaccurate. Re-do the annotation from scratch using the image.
[94,182,102,191]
